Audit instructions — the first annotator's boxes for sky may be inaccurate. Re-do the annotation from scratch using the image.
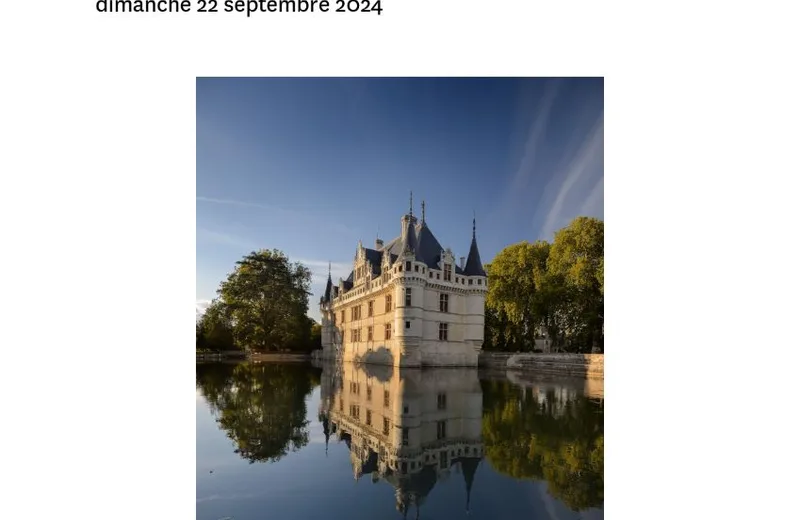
[197,77,603,322]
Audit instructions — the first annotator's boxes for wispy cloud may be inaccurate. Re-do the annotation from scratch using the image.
[197,227,257,250]
[494,81,562,224]
[539,113,604,238]
[579,176,604,217]
[197,196,357,236]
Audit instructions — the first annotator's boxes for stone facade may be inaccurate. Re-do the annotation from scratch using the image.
[319,199,488,367]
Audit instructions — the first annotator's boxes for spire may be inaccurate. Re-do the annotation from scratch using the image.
[472,211,476,239]
[322,262,333,303]
[461,457,480,514]
[421,200,426,224]
[463,214,486,277]
[409,191,413,216]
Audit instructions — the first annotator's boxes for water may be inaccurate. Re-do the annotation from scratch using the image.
[196,362,604,520]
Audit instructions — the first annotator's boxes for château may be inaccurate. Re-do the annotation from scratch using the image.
[319,197,488,367]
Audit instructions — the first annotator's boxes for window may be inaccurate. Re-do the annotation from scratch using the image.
[366,410,372,426]
[405,288,412,306]
[385,323,392,340]
[403,405,409,414]
[437,393,447,410]
[444,263,452,281]
[367,326,373,341]
[401,461,407,473]
[384,390,390,407]
[439,293,448,313]
[367,386,372,401]
[429,272,433,278]
[341,311,345,323]
[440,450,448,469]
[436,273,440,279]
[351,306,361,320]
[414,265,419,272]
[456,277,459,284]
[405,261,411,271]
[368,300,374,317]
[438,323,448,341]
[405,320,410,329]
[385,294,392,312]
[478,279,482,285]
[339,398,343,412]
[383,417,390,435]
[469,279,473,285]
[436,421,447,440]
[402,428,409,446]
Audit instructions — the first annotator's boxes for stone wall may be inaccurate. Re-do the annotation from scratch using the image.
[479,352,603,379]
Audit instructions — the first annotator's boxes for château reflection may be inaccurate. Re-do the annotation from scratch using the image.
[319,362,483,517]
[196,361,603,516]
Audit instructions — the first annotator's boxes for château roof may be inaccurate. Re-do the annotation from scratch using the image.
[463,218,486,276]
[333,202,484,298]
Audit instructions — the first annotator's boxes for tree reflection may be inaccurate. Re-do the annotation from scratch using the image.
[196,363,321,463]
[481,379,604,511]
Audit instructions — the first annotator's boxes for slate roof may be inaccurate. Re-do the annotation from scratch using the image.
[333,211,484,297]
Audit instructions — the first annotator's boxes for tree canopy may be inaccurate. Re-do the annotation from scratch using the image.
[484,216,603,353]
[196,249,316,352]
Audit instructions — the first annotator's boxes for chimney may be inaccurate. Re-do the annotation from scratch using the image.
[460,257,465,270]
[376,238,384,249]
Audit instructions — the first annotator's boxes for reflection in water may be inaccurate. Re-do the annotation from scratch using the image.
[319,363,483,518]
[196,362,603,517]
[196,362,321,463]
[481,376,604,511]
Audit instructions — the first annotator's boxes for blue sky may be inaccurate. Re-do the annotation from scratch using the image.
[197,77,603,322]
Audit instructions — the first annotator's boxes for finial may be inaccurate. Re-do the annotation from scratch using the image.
[421,200,426,223]
[472,211,476,239]
[409,191,413,216]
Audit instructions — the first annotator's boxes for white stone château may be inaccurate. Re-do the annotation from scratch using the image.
[319,197,488,367]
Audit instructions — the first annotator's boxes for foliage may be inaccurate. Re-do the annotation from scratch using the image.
[310,320,322,350]
[196,299,236,351]
[195,362,321,463]
[215,249,313,352]
[484,216,603,353]
[480,379,604,511]
[546,217,604,352]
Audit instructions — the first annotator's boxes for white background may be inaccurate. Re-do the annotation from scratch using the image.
[2,0,800,518]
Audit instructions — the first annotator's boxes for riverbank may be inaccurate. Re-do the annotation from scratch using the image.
[247,352,311,363]
[196,350,311,363]
[479,352,604,379]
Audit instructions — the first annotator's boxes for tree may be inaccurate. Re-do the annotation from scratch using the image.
[486,241,552,351]
[310,320,322,350]
[547,217,604,352]
[217,249,312,352]
[196,299,235,351]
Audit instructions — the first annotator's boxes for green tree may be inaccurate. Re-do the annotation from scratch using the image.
[196,299,236,351]
[547,217,604,352]
[310,320,322,350]
[217,249,312,352]
[486,241,552,351]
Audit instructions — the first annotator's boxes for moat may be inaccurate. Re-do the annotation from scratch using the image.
[196,362,604,520]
